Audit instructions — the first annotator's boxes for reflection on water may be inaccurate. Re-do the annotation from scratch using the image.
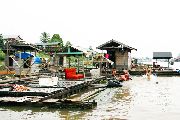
[1,76,180,120]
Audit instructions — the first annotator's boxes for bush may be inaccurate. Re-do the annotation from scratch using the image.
[36,52,50,58]
[0,49,5,61]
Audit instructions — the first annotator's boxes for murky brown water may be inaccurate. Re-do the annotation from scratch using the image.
[1,76,180,120]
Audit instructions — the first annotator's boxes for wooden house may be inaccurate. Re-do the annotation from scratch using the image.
[97,39,137,70]
[2,35,41,76]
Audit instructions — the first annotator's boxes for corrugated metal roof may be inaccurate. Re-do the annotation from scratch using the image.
[3,35,23,40]
[153,52,172,59]
[11,44,41,51]
[96,39,137,51]
[71,45,89,54]
[35,42,60,46]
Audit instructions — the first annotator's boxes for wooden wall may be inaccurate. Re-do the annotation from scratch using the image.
[115,49,129,70]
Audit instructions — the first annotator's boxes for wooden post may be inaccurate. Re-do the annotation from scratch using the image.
[82,59,85,78]
[56,55,58,72]
[99,57,102,76]
[77,57,80,73]
[5,39,9,73]
[29,57,32,76]
[168,59,169,69]
[63,56,66,67]
[19,52,22,79]
[68,57,71,68]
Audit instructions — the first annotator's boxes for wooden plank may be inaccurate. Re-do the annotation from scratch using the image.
[0,99,97,109]
[16,97,32,102]
[0,70,15,75]
[80,88,105,101]
[0,91,50,97]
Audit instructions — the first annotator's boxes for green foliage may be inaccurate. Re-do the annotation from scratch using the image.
[67,56,85,67]
[0,34,6,64]
[64,41,72,52]
[0,34,4,48]
[65,41,72,48]
[0,61,5,70]
[99,79,107,84]
[0,49,5,61]
[36,51,50,58]
[50,34,63,47]
[40,32,50,43]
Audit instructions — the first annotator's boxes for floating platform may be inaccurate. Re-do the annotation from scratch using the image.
[0,98,97,109]
[0,76,106,109]
[129,70,180,76]
[101,69,180,76]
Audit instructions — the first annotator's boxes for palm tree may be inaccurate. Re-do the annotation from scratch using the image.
[40,32,50,43]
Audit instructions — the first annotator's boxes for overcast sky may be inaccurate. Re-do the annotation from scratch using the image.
[1,0,180,58]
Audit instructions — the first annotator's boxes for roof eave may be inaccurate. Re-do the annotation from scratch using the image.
[96,39,137,51]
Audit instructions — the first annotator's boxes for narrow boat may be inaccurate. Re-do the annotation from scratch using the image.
[106,78,123,88]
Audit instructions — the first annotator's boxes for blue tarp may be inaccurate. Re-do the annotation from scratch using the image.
[34,57,41,64]
[15,52,34,59]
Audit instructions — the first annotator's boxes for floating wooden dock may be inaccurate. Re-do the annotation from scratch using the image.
[101,69,180,76]
[129,70,180,76]
[0,76,106,109]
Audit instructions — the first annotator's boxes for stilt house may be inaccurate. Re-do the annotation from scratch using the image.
[97,39,137,70]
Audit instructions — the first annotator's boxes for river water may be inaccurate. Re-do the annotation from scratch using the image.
[1,76,180,120]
